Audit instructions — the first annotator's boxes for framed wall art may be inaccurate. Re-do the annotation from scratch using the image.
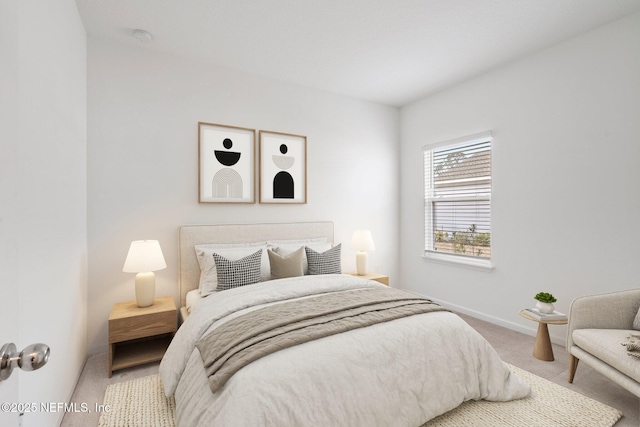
[198,122,256,203]
[259,130,307,204]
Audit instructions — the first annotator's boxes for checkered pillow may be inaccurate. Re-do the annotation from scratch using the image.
[213,249,263,291]
[305,244,342,275]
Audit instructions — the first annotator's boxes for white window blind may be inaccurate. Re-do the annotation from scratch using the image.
[424,132,492,262]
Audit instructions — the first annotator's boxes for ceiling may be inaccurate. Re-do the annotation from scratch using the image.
[75,0,640,107]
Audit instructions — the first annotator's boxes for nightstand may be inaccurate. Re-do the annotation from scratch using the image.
[346,272,389,286]
[108,296,177,377]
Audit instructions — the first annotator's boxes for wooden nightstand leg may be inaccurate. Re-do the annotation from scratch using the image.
[108,343,114,378]
[533,322,554,361]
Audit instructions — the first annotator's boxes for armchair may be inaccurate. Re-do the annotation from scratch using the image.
[566,288,640,397]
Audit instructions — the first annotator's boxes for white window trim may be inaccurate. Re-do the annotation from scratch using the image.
[422,251,494,271]
[423,130,494,270]
[421,130,493,152]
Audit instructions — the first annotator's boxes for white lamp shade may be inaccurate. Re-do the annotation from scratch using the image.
[350,230,375,252]
[123,240,167,273]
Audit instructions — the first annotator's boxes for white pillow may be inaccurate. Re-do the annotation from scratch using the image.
[185,289,203,313]
[194,242,270,296]
[268,237,331,274]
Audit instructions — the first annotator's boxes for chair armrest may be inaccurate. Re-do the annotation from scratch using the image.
[566,288,640,350]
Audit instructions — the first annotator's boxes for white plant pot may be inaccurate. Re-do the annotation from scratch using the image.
[536,301,555,314]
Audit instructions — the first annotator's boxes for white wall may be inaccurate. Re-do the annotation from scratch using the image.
[399,13,640,344]
[0,0,87,426]
[87,38,399,354]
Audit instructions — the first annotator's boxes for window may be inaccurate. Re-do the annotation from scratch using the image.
[423,131,492,268]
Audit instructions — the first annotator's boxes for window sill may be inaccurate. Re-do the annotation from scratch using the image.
[422,251,494,271]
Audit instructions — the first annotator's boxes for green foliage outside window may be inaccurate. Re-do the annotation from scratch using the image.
[451,224,490,256]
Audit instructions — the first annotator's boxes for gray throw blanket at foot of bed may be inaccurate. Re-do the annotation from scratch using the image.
[196,286,448,393]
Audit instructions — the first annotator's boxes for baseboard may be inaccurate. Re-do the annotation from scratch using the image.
[409,290,567,346]
[59,354,88,426]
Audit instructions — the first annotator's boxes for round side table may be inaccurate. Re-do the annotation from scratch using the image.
[518,309,568,361]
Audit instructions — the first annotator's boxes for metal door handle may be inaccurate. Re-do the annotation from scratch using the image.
[0,343,50,381]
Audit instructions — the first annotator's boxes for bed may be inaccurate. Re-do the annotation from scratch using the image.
[159,222,529,426]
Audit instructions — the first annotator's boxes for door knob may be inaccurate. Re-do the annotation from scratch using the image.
[0,343,50,381]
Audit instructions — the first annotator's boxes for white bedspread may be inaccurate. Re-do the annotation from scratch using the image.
[160,274,530,427]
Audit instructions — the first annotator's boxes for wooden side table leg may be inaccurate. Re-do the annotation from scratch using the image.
[533,322,554,361]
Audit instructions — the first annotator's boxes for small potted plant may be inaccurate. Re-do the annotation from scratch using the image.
[534,292,557,314]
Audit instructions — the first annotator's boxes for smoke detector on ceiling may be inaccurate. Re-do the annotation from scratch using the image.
[132,29,153,43]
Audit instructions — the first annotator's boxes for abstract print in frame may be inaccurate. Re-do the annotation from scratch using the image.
[199,122,255,203]
[259,131,307,204]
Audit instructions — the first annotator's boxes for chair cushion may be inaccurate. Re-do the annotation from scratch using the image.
[573,329,640,382]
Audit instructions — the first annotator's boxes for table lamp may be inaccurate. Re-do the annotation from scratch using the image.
[123,240,167,307]
[350,230,375,275]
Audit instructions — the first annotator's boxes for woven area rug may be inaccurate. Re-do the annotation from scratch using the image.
[423,364,621,427]
[98,374,175,427]
[99,364,622,427]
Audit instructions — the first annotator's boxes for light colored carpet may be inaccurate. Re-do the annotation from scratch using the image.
[99,364,621,427]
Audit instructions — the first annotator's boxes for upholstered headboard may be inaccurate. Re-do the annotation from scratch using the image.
[178,222,334,308]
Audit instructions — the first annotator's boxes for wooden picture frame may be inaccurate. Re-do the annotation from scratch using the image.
[259,131,307,204]
[198,122,256,203]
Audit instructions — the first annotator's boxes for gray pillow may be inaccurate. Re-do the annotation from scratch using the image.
[305,244,342,275]
[634,308,640,330]
[268,247,304,279]
[213,249,262,291]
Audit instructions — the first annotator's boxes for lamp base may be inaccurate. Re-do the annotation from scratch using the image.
[355,251,368,275]
[135,272,156,307]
